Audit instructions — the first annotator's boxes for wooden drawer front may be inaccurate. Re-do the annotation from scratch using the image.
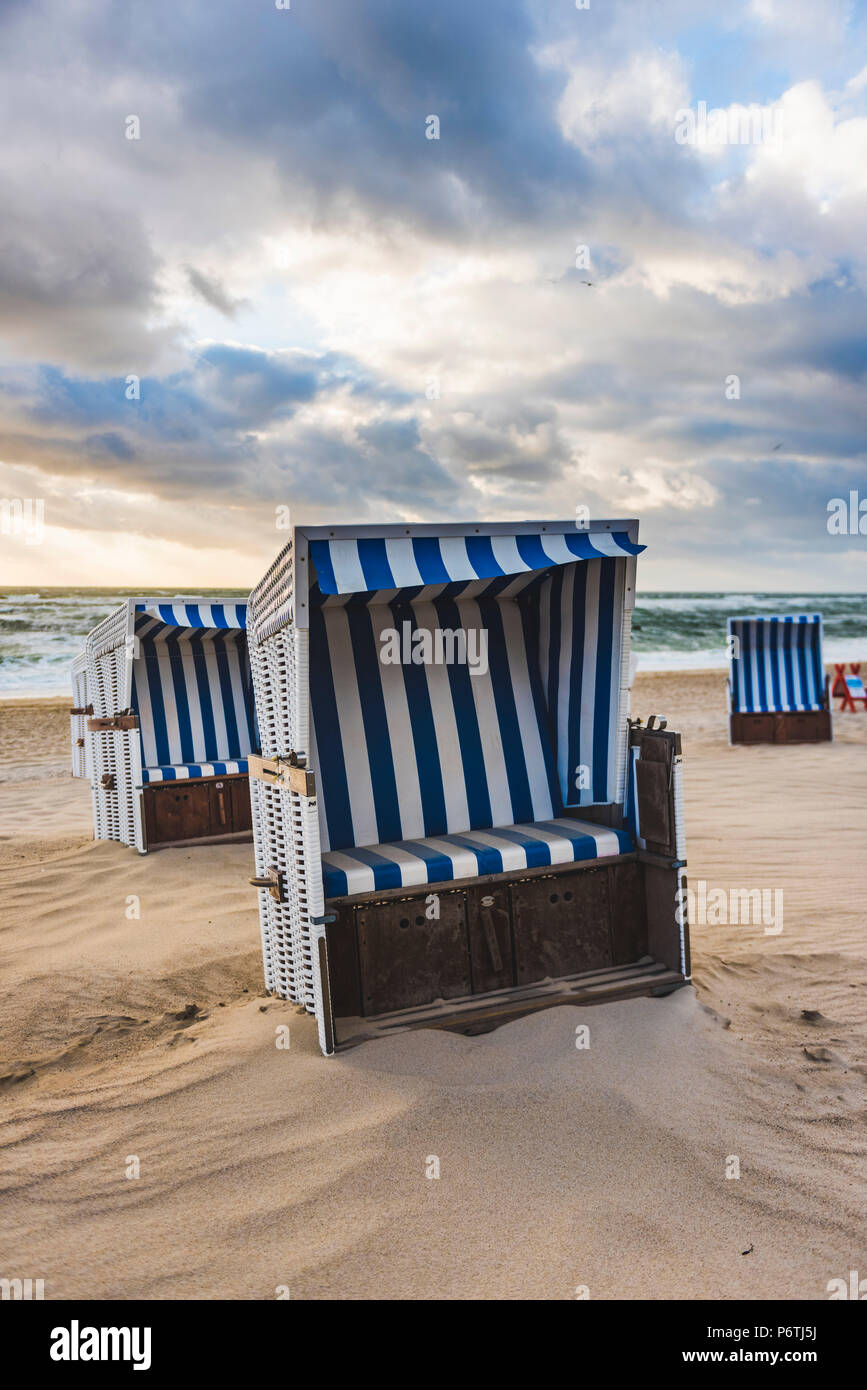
[228,778,253,833]
[146,782,212,845]
[774,712,829,744]
[608,860,648,966]
[143,776,252,846]
[511,868,612,986]
[732,713,774,743]
[466,885,515,995]
[209,777,252,832]
[357,893,472,1016]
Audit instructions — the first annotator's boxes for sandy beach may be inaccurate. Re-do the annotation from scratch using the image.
[1,669,865,1300]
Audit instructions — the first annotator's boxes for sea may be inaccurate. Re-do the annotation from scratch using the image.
[0,588,864,697]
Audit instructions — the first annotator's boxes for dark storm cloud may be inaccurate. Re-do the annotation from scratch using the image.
[185,267,250,318]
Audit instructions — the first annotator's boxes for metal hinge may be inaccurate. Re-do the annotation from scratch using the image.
[70,704,94,716]
[248,752,315,797]
[248,866,287,903]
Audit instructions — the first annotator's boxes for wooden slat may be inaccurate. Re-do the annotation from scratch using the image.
[248,753,315,796]
[333,959,686,1048]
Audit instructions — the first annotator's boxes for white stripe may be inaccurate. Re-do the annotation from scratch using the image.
[321,850,376,895]
[436,536,472,581]
[507,822,576,864]
[489,535,531,576]
[457,597,512,824]
[384,538,424,588]
[412,599,471,832]
[579,560,600,807]
[557,568,574,800]
[497,599,554,819]
[327,539,368,594]
[546,817,624,858]
[368,604,426,840]
[408,835,493,881]
[323,606,380,848]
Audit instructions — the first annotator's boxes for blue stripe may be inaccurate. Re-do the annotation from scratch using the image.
[214,640,240,757]
[477,597,534,822]
[143,643,171,767]
[533,820,632,858]
[411,537,451,584]
[567,565,587,800]
[337,844,405,892]
[433,596,492,829]
[356,537,395,592]
[392,839,459,883]
[729,621,742,711]
[309,605,355,850]
[611,531,645,556]
[520,590,563,816]
[465,825,552,868]
[515,533,552,572]
[346,605,402,842]
[309,539,339,594]
[768,617,782,711]
[563,532,604,560]
[465,534,503,578]
[190,631,219,761]
[437,832,504,876]
[396,611,449,839]
[592,560,616,801]
[165,631,195,761]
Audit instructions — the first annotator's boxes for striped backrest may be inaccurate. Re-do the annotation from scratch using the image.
[131,620,256,769]
[309,592,560,853]
[728,615,825,713]
[536,558,626,806]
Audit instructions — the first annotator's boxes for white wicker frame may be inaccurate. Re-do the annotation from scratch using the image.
[247,539,331,1053]
[70,651,91,780]
[80,600,144,851]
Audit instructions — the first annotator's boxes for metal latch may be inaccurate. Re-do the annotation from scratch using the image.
[87,712,139,732]
[248,752,315,797]
[70,704,94,716]
[248,866,287,903]
[100,773,116,790]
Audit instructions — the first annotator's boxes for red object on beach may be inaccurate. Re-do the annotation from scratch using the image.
[832,663,866,712]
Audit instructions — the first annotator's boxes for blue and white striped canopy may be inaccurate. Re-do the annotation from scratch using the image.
[309,531,643,596]
[134,602,247,630]
[728,615,825,713]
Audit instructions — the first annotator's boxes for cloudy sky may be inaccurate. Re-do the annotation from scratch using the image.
[0,0,865,589]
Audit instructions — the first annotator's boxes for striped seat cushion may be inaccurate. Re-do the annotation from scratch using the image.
[321,817,633,898]
[141,760,248,784]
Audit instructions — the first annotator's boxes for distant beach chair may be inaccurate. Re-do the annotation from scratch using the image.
[245,517,691,1055]
[74,600,258,852]
[726,614,831,744]
[832,663,867,712]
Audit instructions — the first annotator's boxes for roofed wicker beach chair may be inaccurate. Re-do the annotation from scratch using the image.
[246,519,691,1055]
[75,599,258,851]
[726,614,831,744]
